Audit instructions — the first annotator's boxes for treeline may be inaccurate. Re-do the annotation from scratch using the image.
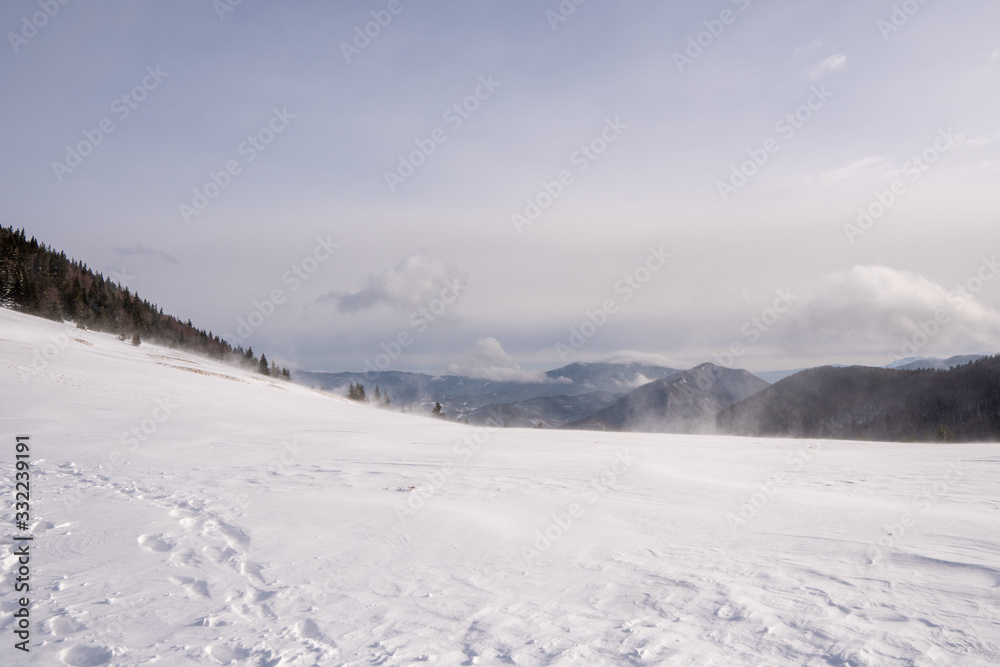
[717,355,1000,442]
[343,383,469,423]
[0,225,290,378]
[347,381,390,406]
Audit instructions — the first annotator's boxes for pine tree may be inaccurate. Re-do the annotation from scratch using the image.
[258,354,270,375]
[382,391,390,407]
[374,385,381,401]
[347,382,367,402]
[432,402,443,418]
[0,225,290,382]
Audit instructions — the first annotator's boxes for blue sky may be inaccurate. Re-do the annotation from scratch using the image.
[2,0,999,376]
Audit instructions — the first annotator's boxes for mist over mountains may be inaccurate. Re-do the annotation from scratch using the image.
[299,355,999,442]
[718,356,1000,443]
[568,363,768,433]
[295,362,681,425]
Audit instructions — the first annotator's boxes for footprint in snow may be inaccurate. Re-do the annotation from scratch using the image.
[215,520,250,547]
[59,645,114,666]
[137,533,173,553]
[191,615,229,627]
[170,549,196,566]
[240,560,265,581]
[202,545,237,562]
[178,515,204,531]
[169,575,211,597]
[208,644,251,663]
[293,618,339,652]
[45,614,87,636]
[715,604,738,620]
[367,641,397,665]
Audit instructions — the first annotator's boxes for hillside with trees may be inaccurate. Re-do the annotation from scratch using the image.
[0,225,290,378]
[717,356,1000,442]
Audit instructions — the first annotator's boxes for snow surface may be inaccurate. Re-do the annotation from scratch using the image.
[1,306,998,666]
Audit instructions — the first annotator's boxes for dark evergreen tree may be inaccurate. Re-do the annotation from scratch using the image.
[347,382,367,402]
[0,225,289,378]
[432,402,443,418]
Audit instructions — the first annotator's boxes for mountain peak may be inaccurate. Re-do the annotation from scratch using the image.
[569,363,769,433]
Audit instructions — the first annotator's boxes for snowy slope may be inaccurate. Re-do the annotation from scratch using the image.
[1,307,999,666]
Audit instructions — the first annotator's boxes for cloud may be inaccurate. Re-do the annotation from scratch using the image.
[447,338,550,383]
[777,265,1000,358]
[114,244,178,264]
[794,40,823,58]
[965,130,1000,148]
[327,253,467,314]
[801,155,888,187]
[806,53,847,80]
[602,350,689,370]
[967,158,1000,173]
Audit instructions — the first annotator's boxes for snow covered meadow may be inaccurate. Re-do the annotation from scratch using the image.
[1,307,998,666]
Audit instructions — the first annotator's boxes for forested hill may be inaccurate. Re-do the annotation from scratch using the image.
[0,225,289,378]
[717,357,1000,442]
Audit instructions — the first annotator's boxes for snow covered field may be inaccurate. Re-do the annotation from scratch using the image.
[1,306,998,666]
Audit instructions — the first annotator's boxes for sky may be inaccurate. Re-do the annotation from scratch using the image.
[1,0,999,377]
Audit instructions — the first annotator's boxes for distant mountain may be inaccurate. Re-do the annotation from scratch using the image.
[884,356,926,369]
[465,391,619,428]
[543,362,681,393]
[295,361,679,419]
[895,355,985,371]
[717,356,1000,442]
[754,357,984,384]
[567,363,769,433]
[754,365,848,384]
[754,369,798,384]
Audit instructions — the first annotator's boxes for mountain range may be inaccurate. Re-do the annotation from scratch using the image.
[295,362,681,426]
[567,363,768,433]
[299,354,998,441]
[718,356,1000,442]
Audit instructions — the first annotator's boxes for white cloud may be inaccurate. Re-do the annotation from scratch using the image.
[778,265,1000,357]
[968,158,1000,172]
[602,350,689,370]
[794,40,823,58]
[806,53,847,80]
[801,155,888,187]
[328,253,466,314]
[447,338,550,383]
[965,130,1000,148]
